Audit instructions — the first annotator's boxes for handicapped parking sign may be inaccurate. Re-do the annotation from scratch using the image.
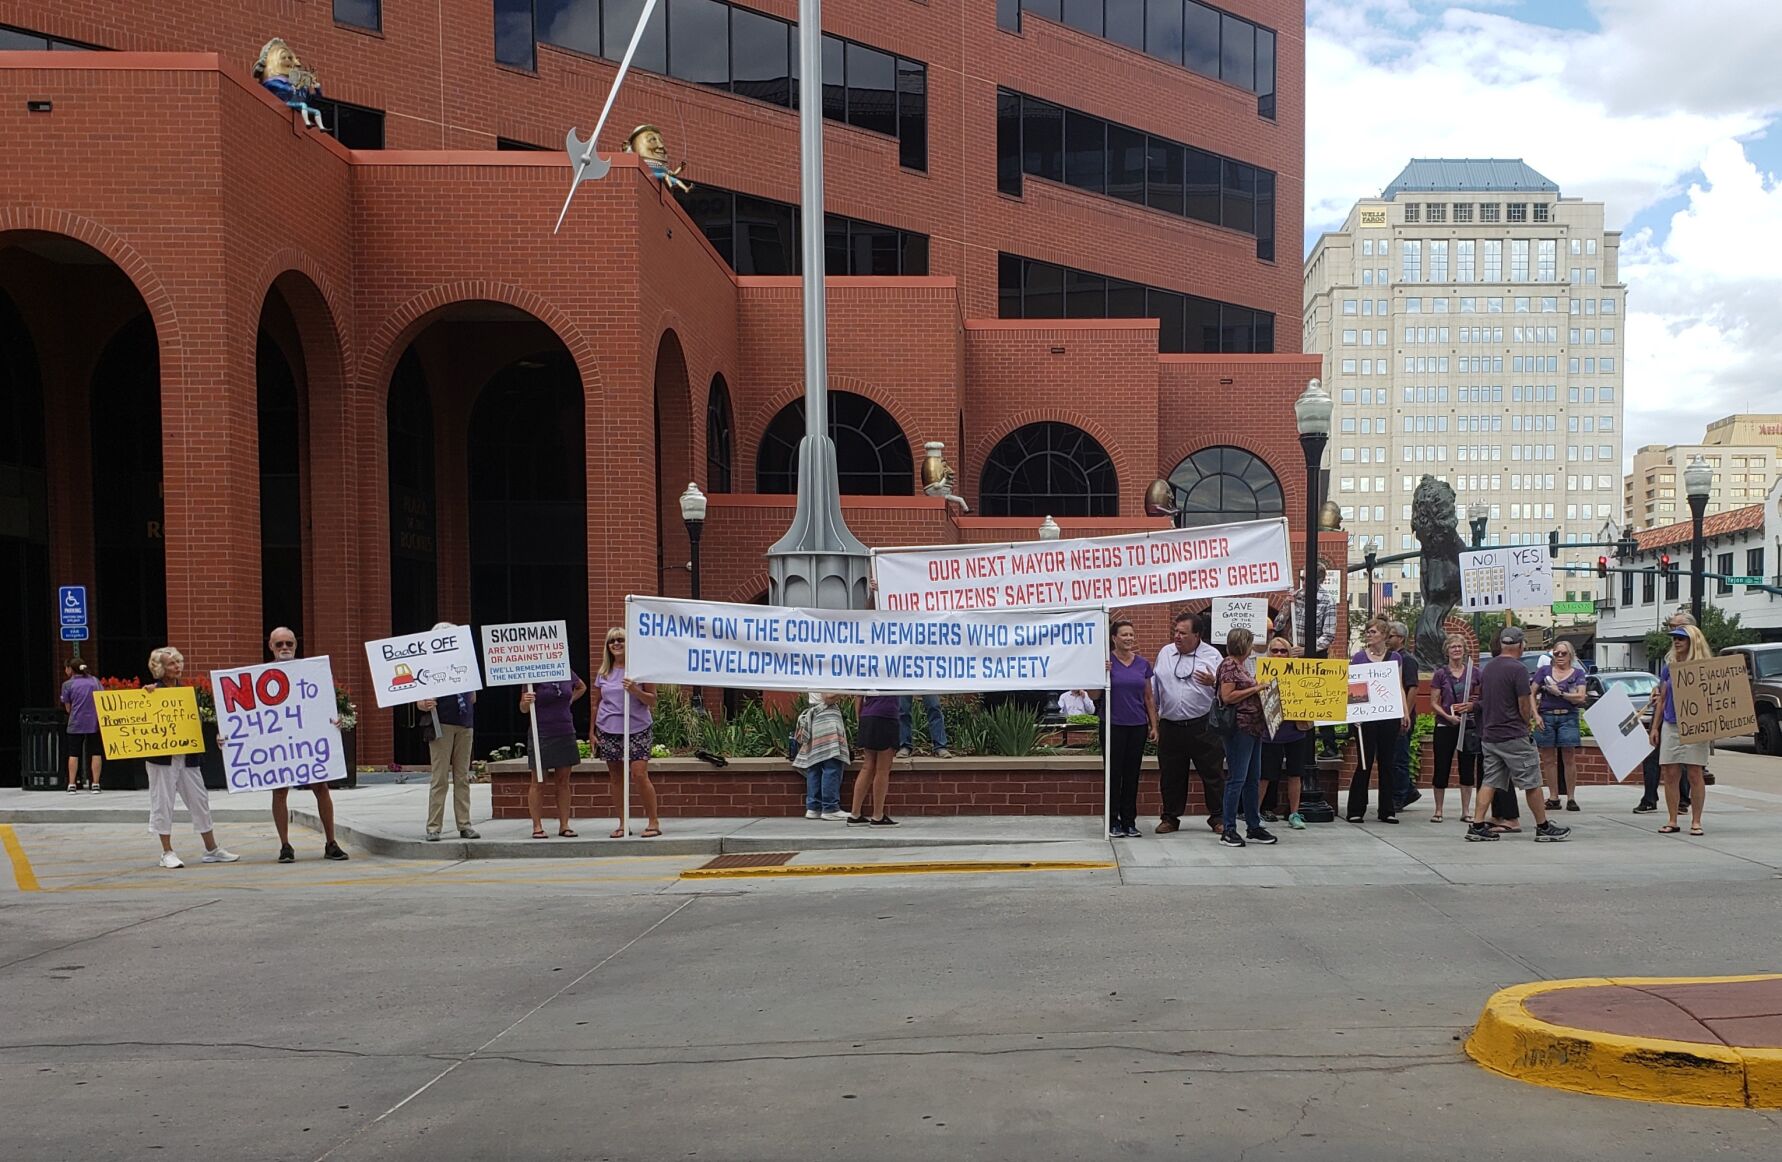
[59,586,88,627]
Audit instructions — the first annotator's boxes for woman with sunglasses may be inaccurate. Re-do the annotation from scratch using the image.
[1532,642,1588,812]
[593,628,662,838]
[1430,633,1481,824]
[1345,617,1403,824]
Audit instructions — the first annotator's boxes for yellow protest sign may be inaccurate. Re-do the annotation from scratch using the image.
[1256,657,1350,722]
[94,687,205,760]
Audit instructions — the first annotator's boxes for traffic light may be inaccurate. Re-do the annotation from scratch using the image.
[1596,556,1609,578]
[1660,553,1674,575]
[1548,529,1560,558]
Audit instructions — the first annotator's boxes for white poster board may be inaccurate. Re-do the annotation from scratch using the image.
[1582,684,1654,783]
[363,626,483,708]
[871,517,1291,612]
[625,596,1107,693]
[1336,660,1405,725]
[210,657,347,792]
[1460,546,1553,612]
[480,620,573,687]
[1212,598,1270,645]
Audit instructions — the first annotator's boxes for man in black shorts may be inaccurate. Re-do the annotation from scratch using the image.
[267,627,349,863]
[1467,626,1570,843]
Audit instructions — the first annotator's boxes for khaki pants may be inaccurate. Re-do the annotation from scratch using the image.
[427,724,474,834]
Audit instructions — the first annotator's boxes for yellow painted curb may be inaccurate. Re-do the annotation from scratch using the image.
[681,859,1115,880]
[0,824,41,892]
[1465,975,1782,1109]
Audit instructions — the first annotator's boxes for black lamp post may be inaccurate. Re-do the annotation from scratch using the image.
[679,481,708,710]
[1684,457,1711,626]
[1468,502,1489,645]
[1294,378,1336,822]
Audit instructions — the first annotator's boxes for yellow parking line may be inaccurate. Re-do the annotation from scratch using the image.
[0,824,41,892]
[681,859,1115,880]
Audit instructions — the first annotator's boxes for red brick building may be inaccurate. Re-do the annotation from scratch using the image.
[0,1,1321,768]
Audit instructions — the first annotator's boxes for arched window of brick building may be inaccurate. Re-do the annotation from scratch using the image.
[706,374,734,493]
[979,422,1118,517]
[1166,446,1284,529]
[756,390,912,495]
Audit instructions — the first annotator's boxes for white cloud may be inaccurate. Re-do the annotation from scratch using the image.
[1306,1,1782,475]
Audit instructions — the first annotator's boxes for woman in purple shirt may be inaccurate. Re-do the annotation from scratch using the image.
[1105,619,1158,839]
[1345,617,1402,824]
[60,660,103,793]
[848,694,902,826]
[519,670,587,839]
[1430,634,1481,824]
[593,627,662,838]
[1532,642,1588,812]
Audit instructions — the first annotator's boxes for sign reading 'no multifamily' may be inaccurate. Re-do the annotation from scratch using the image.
[480,620,573,687]
[1459,546,1553,612]
[362,626,483,709]
[625,596,1106,694]
[871,518,1292,613]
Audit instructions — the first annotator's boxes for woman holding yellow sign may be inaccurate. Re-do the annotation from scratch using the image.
[142,648,239,869]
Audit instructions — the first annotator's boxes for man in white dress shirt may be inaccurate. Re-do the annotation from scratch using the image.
[1152,610,1225,834]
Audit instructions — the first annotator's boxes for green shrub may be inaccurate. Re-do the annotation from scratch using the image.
[982,701,1041,756]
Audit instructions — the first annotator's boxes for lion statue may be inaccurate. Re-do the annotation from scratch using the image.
[1412,475,1467,670]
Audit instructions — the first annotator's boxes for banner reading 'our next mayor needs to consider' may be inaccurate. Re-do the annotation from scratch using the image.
[871,517,1292,612]
[626,597,1107,693]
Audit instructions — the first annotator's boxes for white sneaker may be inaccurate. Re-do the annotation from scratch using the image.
[90,785,102,794]
[820,811,849,821]
[805,810,821,819]
[201,847,241,863]
[159,851,184,869]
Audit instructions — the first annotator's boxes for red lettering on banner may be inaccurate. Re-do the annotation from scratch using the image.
[219,673,257,713]
[928,559,961,581]
[217,668,291,713]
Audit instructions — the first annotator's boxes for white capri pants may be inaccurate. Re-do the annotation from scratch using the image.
[147,757,213,836]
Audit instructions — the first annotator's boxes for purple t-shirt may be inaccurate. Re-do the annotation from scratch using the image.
[1432,663,1480,727]
[1479,655,1532,743]
[594,668,651,735]
[1660,662,1677,724]
[860,695,899,720]
[1533,663,1586,714]
[1108,653,1154,727]
[531,674,581,740]
[60,675,101,733]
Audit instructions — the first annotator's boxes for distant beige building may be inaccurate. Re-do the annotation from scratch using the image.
[1305,160,1626,611]
[1624,415,1782,529]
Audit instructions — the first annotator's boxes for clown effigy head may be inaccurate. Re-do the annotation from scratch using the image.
[254,38,316,89]
[624,125,672,166]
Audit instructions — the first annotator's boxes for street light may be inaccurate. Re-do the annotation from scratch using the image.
[1684,456,1712,625]
[679,481,708,711]
[1037,515,1061,541]
[1294,377,1336,823]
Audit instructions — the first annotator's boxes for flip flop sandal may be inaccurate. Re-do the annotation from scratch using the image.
[609,828,626,839]
[1657,825,1680,834]
[1689,826,1704,836]
[1488,824,1522,834]
[531,829,548,839]
[641,827,662,838]
[1430,815,1444,823]
[559,829,578,838]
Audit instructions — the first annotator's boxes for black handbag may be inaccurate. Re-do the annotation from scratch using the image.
[1208,696,1237,738]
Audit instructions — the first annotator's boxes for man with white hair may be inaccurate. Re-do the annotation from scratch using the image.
[267,627,349,864]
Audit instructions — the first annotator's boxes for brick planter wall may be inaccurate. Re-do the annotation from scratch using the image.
[1338,736,1620,786]
[488,756,1346,820]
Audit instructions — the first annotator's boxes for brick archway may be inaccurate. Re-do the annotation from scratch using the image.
[969,411,1127,517]
[742,376,924,489]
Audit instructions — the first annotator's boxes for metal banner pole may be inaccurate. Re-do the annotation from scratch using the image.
[621,671,632,836]
[554,0,662,232]
[1103,683,1112,837]
[526,683,544,783]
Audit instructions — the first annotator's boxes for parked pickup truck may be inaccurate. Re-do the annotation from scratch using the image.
[1720,644,1782,754]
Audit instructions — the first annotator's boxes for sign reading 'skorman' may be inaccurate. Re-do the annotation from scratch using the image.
[871,518,1292,613]
[480,620,573,687]
[625,596,1106,694]
[210,657,346,793]
[363,626,483,708]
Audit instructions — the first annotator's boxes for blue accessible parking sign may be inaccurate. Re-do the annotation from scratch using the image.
[59,585,88,627]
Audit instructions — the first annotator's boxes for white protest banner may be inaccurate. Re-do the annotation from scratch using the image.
[1460,546,1553,612]
[871,517,1291,613]
[363,625,483,708]
[1338,661,1405,725]
[1212,597,1270,644]
[480,620,574,687]
[1582,685,1654,783]
[626,596,1106,693]
[210,656,346,793]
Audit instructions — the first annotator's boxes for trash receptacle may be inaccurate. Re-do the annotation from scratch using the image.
[19,709,62,791]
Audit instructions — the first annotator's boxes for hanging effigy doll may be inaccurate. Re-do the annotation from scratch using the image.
[254,38,326,131]
[624,124,692,192]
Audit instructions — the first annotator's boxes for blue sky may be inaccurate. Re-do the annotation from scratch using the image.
[1302,0,1782,470]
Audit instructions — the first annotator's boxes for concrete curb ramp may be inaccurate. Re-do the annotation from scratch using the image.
[1466,975,1782,1108]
